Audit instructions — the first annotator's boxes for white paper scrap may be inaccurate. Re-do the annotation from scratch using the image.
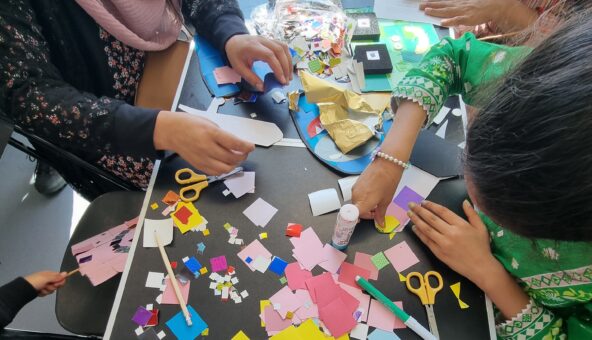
[243,198,278,228]
[145,272,165,289]
[337,176,359,202]
[143,218,174,248]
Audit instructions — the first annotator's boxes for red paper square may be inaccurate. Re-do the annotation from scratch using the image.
[173,205,192,225]
[338,262,371,288]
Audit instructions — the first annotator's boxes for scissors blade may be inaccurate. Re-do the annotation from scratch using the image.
[425,305,440,339]
[207,167,244,183]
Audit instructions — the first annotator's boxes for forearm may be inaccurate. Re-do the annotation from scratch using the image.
[473,258,531,321]
[494,0,540,33]
[380,100,426,162]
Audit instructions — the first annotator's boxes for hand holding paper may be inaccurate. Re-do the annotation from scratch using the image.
[153,111,254,176]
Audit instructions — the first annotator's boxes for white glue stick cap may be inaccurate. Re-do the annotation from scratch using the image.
[339,204,359,221]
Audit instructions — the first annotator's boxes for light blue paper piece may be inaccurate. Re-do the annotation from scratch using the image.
[165,305,208,340]
[362,74,392,92]
[367,328,401,340]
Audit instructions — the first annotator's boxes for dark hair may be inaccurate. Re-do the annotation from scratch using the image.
[465,10,592,242]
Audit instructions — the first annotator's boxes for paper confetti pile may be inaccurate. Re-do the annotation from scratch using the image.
[223,222,244,246]
[208,269,249,304]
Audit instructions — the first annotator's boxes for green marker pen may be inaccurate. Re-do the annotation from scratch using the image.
[355,275,436,340]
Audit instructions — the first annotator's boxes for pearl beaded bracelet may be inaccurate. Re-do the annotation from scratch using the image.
[372,148,410,170]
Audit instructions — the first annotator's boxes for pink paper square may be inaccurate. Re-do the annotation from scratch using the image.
[291,228,325,270]
[318,244,347,274]
[354,252,379,280]
[386,202,410,226]
[367,299,406,331]
[214,66,241,85]
[384,241,420,273]
[338,262,371,289]
[294,289,319,320]
[263,305,292,332]
[305,273,338,304]
[318,298,357,338]
[237,240,272,271]
[285,262,313,290]
[84,262,118,286]
[161,278,190,304]
[340,283,371,322]
[269,286,303,319]
[210,255,228,272]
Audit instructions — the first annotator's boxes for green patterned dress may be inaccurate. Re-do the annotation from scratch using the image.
[392,33,592,339]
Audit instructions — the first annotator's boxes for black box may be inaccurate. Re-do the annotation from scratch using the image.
[350,12,380,41]
[354,44,393,75]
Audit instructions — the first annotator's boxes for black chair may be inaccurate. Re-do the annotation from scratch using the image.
[0,115,137,201]
[56,191,145,336]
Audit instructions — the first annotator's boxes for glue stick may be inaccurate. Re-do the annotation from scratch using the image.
[331,204,359,250]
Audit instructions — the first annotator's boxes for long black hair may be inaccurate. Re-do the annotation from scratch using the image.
[465,10,592,242]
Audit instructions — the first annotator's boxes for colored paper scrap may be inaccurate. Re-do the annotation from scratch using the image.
[384,241,420,272]
[285,262,313,290]
[318,244,347,274]
[231,330,250,340]
[143,218,174,248]
[197,242,206,254]
[368,299,406,331]
[263,305,292,332]
[270,325,302,340]
[367,328,401,340]
[161,278,190,304]
[145,272,165,289]
[291,228,326,271]
[146,309,159,327]
[318,298,357,338]
[172,201,204,234]
[260,300,271,327]
[371,252,390,270]
[238,240,272,271]
[285,223,303,237]
[165,305,207,340]
[210,255,228,272]
[398,272,406,282]
[150,203,159,210]
[214,66,241,85]
[354,252,379,280]
[269,286,303,319]
[252,255,272,273]
[162,191,180,205]
[340,283,371,323]
[450,282,470,309]
[308,189,341,216]
[183,256,202,276]
[259,232,268,240]
[338,262,371,288]
[224,171,255,198]
[393,186,424,212]
[268,257,289,276]
[132,306,152,326]
[243,198,278,228]
[350,323,369,340]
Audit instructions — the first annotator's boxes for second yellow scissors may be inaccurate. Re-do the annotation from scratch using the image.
[406,271,443,339]
[175,167,243,202]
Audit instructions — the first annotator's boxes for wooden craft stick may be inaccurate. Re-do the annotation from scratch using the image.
[154,231,192,326]
[478,31,521,41]
[66,268,80,277]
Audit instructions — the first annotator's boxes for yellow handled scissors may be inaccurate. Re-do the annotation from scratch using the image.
[175,167,243,202]
[406,271,443,339]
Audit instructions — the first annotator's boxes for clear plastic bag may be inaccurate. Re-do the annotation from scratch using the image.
[251,0,348,47]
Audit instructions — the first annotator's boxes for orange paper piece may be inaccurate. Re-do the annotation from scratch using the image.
[162,190,180,205]
[214,66,241,85]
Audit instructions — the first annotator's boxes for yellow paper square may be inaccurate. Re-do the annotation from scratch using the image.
[259,232,268,240]
[231,330,250,340]
[270,326,304,340]
[224,222,233,230]
[200,267,208,275]
[150,202,159,210]
[202,229,210,236]
[295,319,326,339]
[171,201,204,234]
[260,300,271,327]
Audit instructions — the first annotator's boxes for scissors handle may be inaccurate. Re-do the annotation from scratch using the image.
[424,271,443,304]
[179,181,208,202]
[406,272,430,305]
[175,168,207,185]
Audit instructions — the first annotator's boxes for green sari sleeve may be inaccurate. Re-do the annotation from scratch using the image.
[496,299,564,339]
[391,32,530,125]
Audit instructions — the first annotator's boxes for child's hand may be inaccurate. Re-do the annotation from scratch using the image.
[24,271,67,297]
[408,200,497,286]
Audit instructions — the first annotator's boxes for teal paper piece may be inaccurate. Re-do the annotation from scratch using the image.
[166,305,208,340]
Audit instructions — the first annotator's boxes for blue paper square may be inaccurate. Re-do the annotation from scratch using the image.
[367,329,401,340]
[245,256,253,264]
[268,256,288,276]
[166,305,208,340]
[184,257,202,274]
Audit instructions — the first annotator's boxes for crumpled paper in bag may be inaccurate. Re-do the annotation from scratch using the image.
[300,71,384,153]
